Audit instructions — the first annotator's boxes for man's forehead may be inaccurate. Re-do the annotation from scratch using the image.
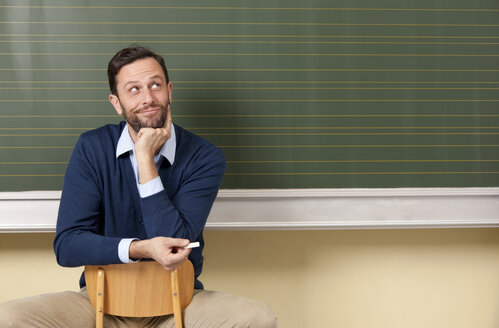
[116,57,165,85]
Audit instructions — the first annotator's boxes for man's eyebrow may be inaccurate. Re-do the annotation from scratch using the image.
[123,75,164,88]
[123,80,139,88]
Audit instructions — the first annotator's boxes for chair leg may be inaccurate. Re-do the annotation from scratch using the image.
[171,268,183,328]
[96,268,105,328]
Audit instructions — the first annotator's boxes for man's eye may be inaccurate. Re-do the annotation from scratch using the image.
[130,86,139,93]
[151,83,161,89]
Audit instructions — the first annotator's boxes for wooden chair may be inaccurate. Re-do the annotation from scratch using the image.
[85,260,194,328]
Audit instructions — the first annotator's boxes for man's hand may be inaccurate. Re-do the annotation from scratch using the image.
[135,126,171,159]
[134,109,172,184]
[129,237,191,271]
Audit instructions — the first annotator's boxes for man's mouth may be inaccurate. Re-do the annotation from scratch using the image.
[137,106,161,114]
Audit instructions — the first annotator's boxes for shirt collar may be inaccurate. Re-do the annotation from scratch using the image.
[116,122,176,165]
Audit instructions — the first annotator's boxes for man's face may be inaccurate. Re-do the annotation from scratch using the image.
[109,57,172,134]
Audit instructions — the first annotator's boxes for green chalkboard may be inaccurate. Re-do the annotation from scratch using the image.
[1,0,499,190]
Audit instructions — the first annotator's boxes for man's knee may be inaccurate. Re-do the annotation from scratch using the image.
[0,291,95,328]
[0,299,34,328]
[237,297,278,328]
[186,290,277,327]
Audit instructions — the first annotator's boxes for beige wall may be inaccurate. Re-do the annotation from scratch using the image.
[1,229,498,327]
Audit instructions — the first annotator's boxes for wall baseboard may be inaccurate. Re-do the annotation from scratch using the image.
[1,188,498,232]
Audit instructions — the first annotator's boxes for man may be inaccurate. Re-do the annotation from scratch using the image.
[0,46,277,327]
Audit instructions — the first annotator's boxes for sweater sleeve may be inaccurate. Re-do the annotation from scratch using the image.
[139,145,225,241]
[53,135,122,267]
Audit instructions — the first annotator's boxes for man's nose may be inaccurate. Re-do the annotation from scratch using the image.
[142,88,154,105]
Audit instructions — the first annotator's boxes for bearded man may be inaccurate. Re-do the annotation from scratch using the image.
[0,46,277,328]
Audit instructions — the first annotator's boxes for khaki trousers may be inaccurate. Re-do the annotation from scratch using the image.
[0,288,277,328]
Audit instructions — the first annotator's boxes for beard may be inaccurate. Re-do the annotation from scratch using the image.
[120,100,168,133]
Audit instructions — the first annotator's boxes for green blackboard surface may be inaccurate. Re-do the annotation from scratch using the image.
[1,0,499,190]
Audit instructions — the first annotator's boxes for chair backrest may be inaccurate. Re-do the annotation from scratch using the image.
[85,260,194,318]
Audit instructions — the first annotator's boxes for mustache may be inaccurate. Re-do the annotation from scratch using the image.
[132,103,165,113]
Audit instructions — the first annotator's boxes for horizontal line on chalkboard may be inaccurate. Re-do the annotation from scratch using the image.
[0,81,107,83]
[0,162,67,164]
[177,99,499,102]
[177,87,499,90]
[1,68,498,72]
[167,53,499,57]
[0,87,107,90]
[188,126,499,130]
[4,132,499,137]
[0,146,72,149]
[2,81,499,85]
[0,53,109,56]
[0,174,64,177]
[4,86,499,90]
[174,81,499,84]
[2,115,498,118]
[3,34,499,39]
[1,128,92,130]
[0,100,108,102]
[4,40,499,45]
[219,145,499,148]
[1,160,498,165]
[2,5,499,12]
[201,132,499,135]
[175,68,499,72]
[0,100,109,103]
[224,172,499,175]
[4,127,498,131]
[2,129,499,134]
[1,99,499,103]
[3,52,499,57]
[0,172,496,177]
[175,69,499,72]
[0,115,116,118]
[0,145,496,149]
[180,53,499,57]
[227,159,499,163]
[0,68,104,71]
[3,80,499,85]
[0,134,80,136]
[3,22,499,27]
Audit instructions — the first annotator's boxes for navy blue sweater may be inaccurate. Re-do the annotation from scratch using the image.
[54,121,225,289]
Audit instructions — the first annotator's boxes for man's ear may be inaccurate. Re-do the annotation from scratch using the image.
[109,94,122,115]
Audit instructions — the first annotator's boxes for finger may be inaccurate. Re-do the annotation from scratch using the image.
[160,237,189,250]
[137,128,152,138]
[166,238,190,248]
[166,103,172,122]
[174,247,192,256]
[165,105,172,133]
[163,250,190,270]
[169,250,191,263]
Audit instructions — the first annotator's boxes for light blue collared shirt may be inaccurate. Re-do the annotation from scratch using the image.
[115,123,176,262]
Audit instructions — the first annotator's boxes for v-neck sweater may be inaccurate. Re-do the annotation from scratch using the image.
[54,121,225,289]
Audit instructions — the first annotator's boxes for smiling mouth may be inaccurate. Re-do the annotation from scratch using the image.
[137,107,161,114]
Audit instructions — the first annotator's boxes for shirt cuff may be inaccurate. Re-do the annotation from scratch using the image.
[138,176,165,198]
[118,238,140,263]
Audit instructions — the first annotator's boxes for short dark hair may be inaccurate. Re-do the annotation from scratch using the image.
[107,46,169,96]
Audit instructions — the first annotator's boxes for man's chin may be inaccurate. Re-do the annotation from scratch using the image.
[136,119,166,130]
[124,111,167,132]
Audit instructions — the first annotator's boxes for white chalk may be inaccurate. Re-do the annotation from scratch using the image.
[185,242,200,249]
